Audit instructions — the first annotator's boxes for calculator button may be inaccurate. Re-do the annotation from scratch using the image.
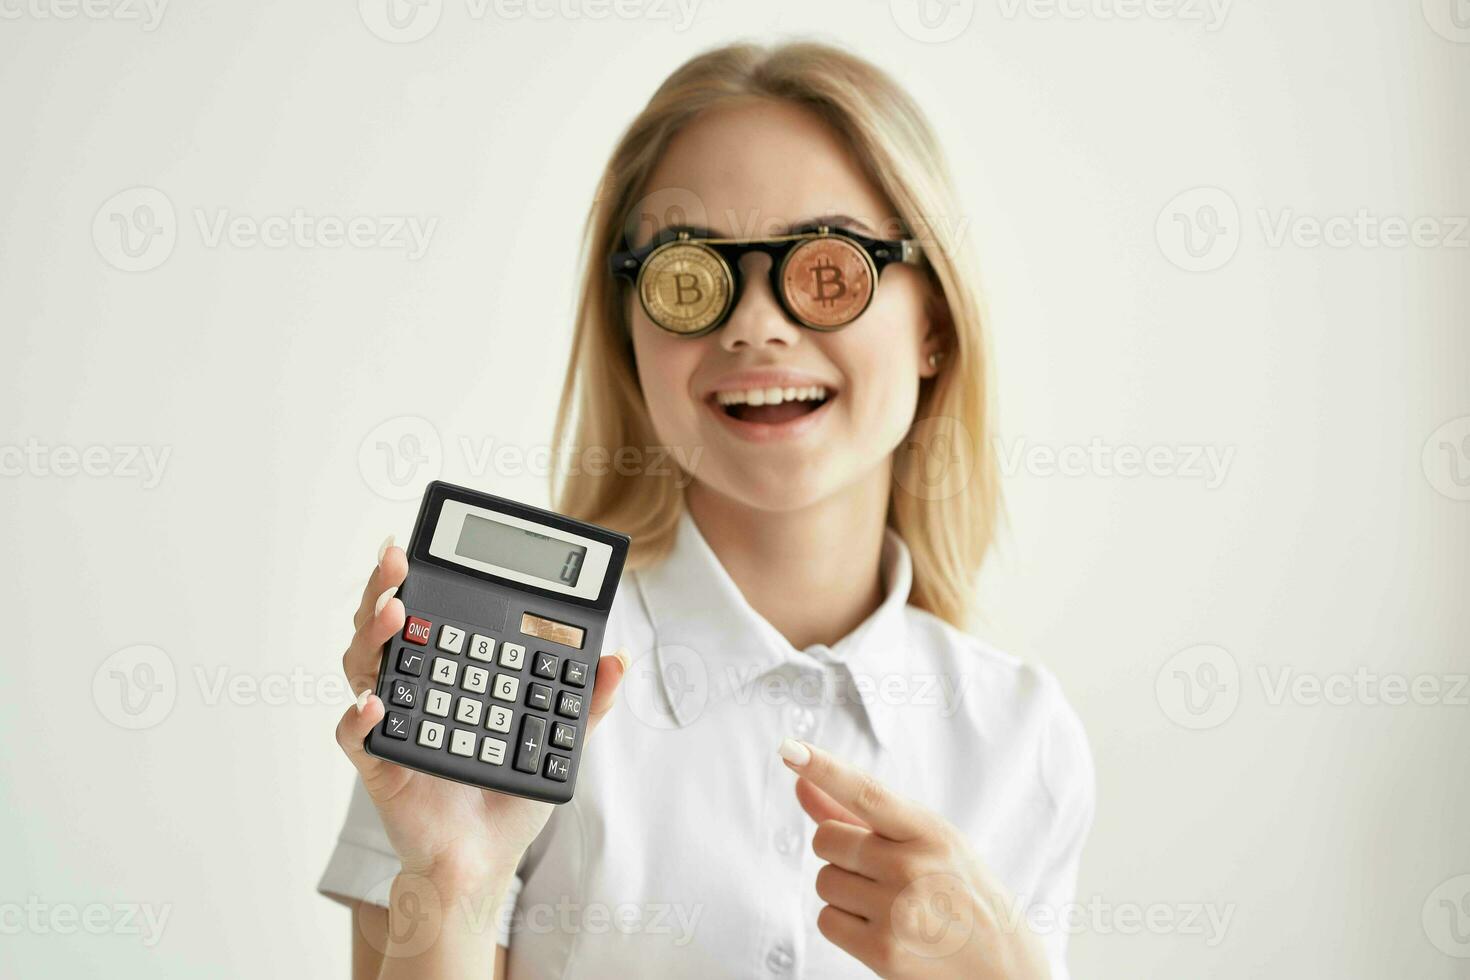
[403,617,432,645]
[562,660,589,688]
[492,674,520,703]
[438,625,465,654]
[485,704,513,733]
[468,634,496,662]
[431,657,458,686]
[424,689,452,718]
[480,737,507,765]
[449,729,476,757]
[417,720,445,749]
[388,679,418,709]
[383,712,411,740]
[513,715,546,774]
[544,754,570,782]
[462,665,489,694]
[499,642,526,670]
[397,649,425,677]
[526,683,552,712]
[532,652,559,680]
[455,697,483,726]
[551,722,576,750]
[556,691,583,719]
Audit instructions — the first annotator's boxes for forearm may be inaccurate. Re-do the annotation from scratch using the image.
[374,867,514,980]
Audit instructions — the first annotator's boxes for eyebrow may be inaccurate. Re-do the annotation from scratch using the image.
[656,213,878,239]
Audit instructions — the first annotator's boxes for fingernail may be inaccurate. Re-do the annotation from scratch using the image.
[377,534,395,565]
[374,586,398,616]
[613,648,630,672]
[778,738,811,767]
[355,689,372,713]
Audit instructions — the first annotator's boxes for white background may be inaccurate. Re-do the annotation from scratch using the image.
[1,0,1466,976]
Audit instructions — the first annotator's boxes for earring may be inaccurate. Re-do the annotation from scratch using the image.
[928,352,942,370]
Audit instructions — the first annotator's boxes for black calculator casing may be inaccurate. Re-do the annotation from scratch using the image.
[364,481,629,804]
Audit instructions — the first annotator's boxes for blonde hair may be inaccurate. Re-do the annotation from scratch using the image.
[551,40,998,628]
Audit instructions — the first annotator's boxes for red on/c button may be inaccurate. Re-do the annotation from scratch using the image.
[403,617,432,645]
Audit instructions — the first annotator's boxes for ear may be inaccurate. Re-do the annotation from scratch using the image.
[918,285,954,379]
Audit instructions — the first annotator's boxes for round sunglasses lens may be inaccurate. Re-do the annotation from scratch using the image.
[639,242,731,335]
[781,236,875,328]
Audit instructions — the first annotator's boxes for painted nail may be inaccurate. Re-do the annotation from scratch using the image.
[613,648,631,672]
[374,586,398,616]
[355,689,372,714]
[778,738,811,767]
[377,534,395,565]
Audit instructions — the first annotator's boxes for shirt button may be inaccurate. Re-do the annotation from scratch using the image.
[790,706,817,739]
[766,945,795,973]
[774,828,800,855]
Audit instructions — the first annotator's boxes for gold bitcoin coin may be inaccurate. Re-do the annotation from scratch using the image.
[639,241,732,335]
[780,236,875,329]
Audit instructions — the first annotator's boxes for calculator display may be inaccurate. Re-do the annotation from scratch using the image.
[427,498,615,602]
[457,514,587,586]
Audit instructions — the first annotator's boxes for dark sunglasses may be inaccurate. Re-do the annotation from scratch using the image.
[608,224,926,336]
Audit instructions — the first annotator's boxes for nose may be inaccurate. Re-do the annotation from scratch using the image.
[718,251,802,353]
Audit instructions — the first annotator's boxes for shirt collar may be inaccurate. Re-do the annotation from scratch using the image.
[633,509,913,748]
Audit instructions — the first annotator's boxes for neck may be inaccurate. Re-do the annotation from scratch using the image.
[684,471,890,650]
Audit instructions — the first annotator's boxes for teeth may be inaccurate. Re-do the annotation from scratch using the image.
[715,385,829,407]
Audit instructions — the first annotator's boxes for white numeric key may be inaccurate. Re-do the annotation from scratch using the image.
[462,665,489,694]
[438,625,465,654]
[417,720,445,749]
[455,697,483,726]
[468,634,495,662]
[424,689,451,717]
[485,704,513,733]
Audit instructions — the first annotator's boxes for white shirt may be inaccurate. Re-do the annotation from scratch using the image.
[319,511,1094,978]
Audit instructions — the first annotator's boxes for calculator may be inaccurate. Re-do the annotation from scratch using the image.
[364,481,629,804]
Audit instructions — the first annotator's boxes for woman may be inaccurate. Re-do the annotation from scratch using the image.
[321,40,1093,979]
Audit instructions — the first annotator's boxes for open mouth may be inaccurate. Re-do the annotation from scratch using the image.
[713,385,832,425]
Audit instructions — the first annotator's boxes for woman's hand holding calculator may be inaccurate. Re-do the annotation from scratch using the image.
[332,537,628,962]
